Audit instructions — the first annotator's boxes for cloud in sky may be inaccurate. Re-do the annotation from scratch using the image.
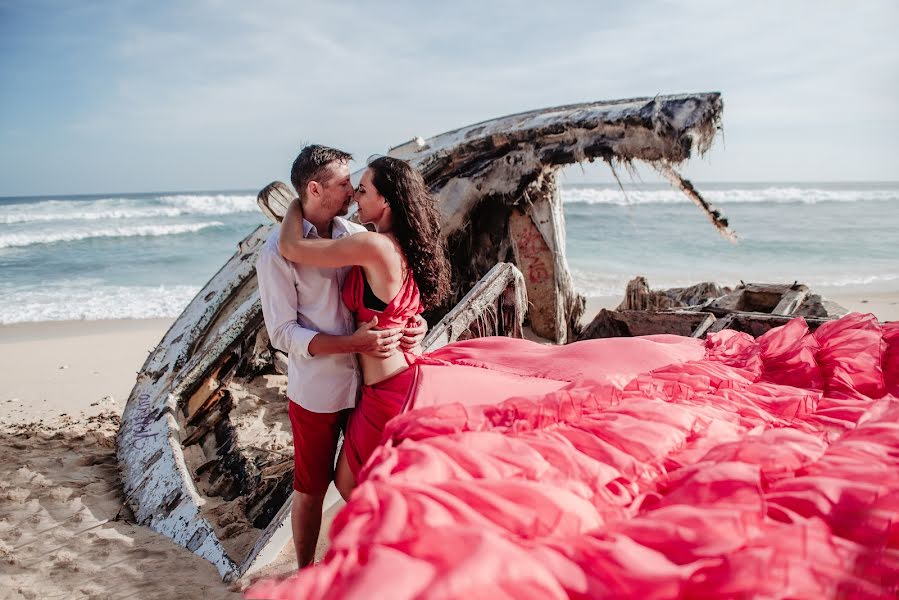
[0,0,897,195]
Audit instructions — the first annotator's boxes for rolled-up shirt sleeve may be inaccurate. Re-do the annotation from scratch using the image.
[256,241,318,359]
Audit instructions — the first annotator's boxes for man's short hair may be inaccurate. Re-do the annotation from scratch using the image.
[290,145,353,201]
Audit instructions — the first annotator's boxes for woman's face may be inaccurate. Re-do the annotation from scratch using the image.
[355,169,388,225]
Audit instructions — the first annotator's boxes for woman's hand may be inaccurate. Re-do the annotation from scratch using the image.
[350,317,403,358]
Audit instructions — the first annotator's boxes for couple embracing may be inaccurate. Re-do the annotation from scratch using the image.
[256,144,451,567]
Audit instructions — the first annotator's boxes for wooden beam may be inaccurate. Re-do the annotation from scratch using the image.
[257,181,293,224]
[422,262,527,352]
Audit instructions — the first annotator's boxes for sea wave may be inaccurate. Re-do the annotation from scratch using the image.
[0,222,225,248]
[0,194,257,224]
[157,194,258,215]
[561,187,899,206]
[570,268,899,298]
[0,283,201,324]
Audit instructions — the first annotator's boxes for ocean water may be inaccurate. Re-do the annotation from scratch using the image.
[1,183,897,324]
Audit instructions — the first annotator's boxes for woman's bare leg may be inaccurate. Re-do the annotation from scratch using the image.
[334,447,356,501]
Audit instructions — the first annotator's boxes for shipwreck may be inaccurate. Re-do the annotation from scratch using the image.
[117,92,850,582]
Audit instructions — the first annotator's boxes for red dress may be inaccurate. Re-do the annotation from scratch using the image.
[339,267,702,478]
[249,278,899,598]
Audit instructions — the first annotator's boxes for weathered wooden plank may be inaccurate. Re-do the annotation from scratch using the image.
[257,181,293,224]
[509,207,557,337]
[773,288,810,315]
[578,309,717,340]
[508,173,582,343]
[706,311,834,337]
[618,276,726,311]
[707,283,808,315]
[422,262,527,352]
[117,225,273,582]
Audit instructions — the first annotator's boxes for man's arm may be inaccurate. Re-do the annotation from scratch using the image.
[256,242,402,359]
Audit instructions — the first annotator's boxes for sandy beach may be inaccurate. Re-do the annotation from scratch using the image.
[0,289,896,599]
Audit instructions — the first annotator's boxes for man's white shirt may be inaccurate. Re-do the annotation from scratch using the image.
[255,216,367,413]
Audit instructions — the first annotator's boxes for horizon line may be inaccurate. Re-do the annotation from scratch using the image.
[3,179,899,200]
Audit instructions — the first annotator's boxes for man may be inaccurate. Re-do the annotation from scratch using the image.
[255,145,426,567]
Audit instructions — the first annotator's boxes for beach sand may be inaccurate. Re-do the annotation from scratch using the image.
[0,289,895,599]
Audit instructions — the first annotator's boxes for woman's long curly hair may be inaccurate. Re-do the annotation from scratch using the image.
[368,156,451,309]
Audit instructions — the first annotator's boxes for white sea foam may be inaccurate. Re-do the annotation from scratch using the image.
[157,194,258,215]
[805,273,899,288]
[0,221,225,248]
[0,283,201,324]
[570,268,899,298]
[0,194,257,224]
[561,187,899,206]
[569,269,713,297]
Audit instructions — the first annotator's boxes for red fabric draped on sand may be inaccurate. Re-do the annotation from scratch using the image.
[249,314,899,599]
[345,335,705,478]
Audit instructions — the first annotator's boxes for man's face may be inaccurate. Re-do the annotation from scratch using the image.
[317,161,354,218]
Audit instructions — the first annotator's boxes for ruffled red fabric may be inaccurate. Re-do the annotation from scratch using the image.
[247,313,898,599]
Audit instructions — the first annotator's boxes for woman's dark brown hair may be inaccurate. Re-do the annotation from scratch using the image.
[367,156,451,308]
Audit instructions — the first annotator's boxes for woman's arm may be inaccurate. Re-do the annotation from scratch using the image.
[278,198,383,269]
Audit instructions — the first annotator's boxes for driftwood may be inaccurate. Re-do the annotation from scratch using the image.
[388,93,725,343]
[707,312,835,337]
[656,163,736,242]
[618,276,726,311]
[579,309,716,340]
[256,181,293,223]
[117,223,272,580]
[422,262,527,351]
[705,282,848,318]
[585,278,852,343]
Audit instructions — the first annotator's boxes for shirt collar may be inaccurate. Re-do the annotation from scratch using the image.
[303,217,353,240]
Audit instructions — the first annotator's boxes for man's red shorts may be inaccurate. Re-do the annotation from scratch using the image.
[288,400,348,496]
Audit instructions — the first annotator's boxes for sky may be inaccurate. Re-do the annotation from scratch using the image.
[0,0,897,196]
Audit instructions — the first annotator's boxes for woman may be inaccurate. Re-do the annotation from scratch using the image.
[278,155,452,496]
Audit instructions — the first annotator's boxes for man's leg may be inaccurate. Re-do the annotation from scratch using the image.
[287,400,343,568]
[291,490,325,567]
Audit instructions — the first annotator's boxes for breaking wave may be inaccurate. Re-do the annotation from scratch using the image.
[561,187,899,206]
[0,283,201,324]
[0,222,225,248]
[0,194,257,224]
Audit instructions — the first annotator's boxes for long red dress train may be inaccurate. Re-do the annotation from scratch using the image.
[249,307,898,598]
